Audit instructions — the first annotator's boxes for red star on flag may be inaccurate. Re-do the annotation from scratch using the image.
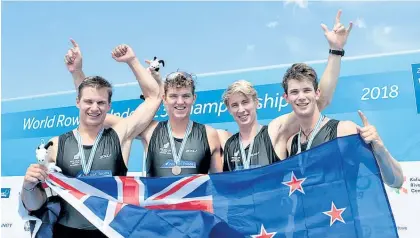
[282,171,306,196]
[322,201,346,226]
[251,225,277,238]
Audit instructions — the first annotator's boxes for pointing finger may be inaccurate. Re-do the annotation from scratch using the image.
[70,38,78,48]
[358,110,370,126]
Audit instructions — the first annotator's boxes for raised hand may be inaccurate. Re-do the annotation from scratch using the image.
[321,10,353,50]
[111,44,136,63]
[64,39,83,73]
[357,110,384,148]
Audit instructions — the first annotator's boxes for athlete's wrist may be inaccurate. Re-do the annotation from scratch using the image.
[23,182,39,192]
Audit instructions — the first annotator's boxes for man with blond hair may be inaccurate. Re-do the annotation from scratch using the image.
[222,10,352,171]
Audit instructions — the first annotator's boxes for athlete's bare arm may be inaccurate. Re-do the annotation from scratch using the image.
[217,129,233,151]
[317,10,352,110]
[206,126,224,173]
[65,39,161,148]
[64,39,161,152]
[21,137,58,211]
[268,10,353,160]
[108,45,162,165]
[337,111,403,188]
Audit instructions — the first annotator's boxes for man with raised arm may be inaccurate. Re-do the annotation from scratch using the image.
[283,63,403,188]
[65,40,223,177]
[222,10,353,171]
[20,43,161,237]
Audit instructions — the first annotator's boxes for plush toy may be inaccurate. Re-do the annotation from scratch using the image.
[146,56,165,72]
[141,56,165,100]
[36,140,61,197]
[36,141,53,166]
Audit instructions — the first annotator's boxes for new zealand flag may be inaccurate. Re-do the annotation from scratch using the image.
[45,135,398,238]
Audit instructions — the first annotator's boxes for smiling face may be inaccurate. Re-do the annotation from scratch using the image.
[284,79,320,117]
[77,86,111,127]
[227,92,258,127]
[76,76,112,128]
[223,80,259,128]
[282,63,320,118]
[163,72,197,120]
[163,85,196,120]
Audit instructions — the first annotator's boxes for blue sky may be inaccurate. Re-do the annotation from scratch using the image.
[2,1,420,100]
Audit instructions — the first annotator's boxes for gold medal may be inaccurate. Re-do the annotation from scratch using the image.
[172,166,182,175]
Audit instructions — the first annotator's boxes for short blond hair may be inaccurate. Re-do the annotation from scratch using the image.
[222,80,258,107]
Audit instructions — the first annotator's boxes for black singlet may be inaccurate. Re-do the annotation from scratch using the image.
[55,128,127,234]
[146,121,212,177]
[289,119,339,156]
[223,125,280,171]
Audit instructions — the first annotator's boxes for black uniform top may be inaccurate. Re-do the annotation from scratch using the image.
[223,125,279,171]
[55,128,127,230]
[289,119,340,156]
[146,121,212,177]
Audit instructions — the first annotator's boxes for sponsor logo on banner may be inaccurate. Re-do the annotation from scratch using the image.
[388,177,409,195]
[385,167,420,237]
[1,223,13,228]
[1,188,11,198]
[408,176,420,194]
[388,176,420,195]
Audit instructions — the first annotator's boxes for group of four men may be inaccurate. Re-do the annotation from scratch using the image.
[20,10,403,237]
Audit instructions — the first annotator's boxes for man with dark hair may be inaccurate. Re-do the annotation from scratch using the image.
[283,62,403,188]
[20,42,162,237]
[65,40,223,177]
[222,10,353,171]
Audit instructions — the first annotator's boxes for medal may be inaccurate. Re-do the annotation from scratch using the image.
[297,114,325,154]
[167,120,193,175]
[171,166,182,175]
[237,125,262,170]
[74,127,104,176]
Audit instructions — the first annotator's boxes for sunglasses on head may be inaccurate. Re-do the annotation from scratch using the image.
[165,69,196,81]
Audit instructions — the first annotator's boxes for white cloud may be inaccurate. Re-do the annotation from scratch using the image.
[246,44,255,51]
[266,21,279,29]
[283,0,308,9]
[354,17,367,29]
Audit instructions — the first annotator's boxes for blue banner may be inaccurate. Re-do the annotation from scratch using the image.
[411,63,420,113]
[3,53,420,176]
[1,71,414,140]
